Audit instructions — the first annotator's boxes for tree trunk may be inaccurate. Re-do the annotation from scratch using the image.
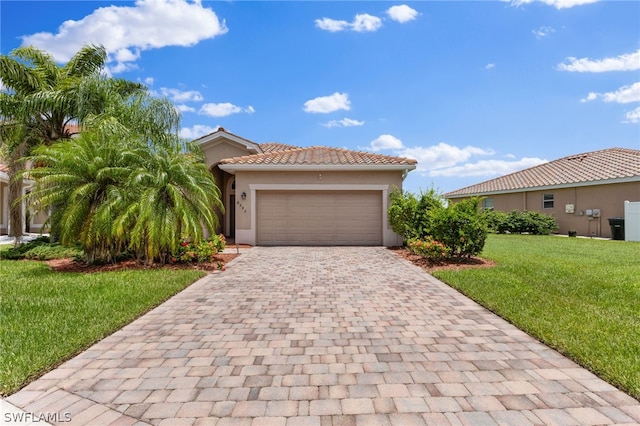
[7,143,26,243]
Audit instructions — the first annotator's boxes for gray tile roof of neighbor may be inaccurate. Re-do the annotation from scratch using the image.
[445,147,640,198]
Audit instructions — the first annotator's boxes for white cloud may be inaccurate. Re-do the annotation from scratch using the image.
[532,26,555,39]
[144,77,154,86]
[176,104,196,113]
[558,49,640,73]
[314,18,351,32]
[179,124,219,139]
[399,143,494,174]
[510,0,598,9]
[624,106,640,124]
[352,14,383,32]
[581,82,640,104]
[304,92,351,114]
[323,118,365,128]
[485,63,495,70]
[429,157,548,177]
[383,140,547,178]
[159,87,204,103]
[369,134,404,151]
[200,102,255,117]
[386,5,418,23]
[21,0,227,72]
[315,13,382,32]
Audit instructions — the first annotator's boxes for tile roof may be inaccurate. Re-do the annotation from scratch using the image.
[259,143,300,153]
[220,146,417,167]
[445,147,640,198]
[0,163,8,174]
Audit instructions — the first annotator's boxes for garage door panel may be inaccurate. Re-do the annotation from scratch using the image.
[257,190,382,246]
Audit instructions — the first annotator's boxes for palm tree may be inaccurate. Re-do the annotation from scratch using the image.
[0,44,143,239]
[123,138,223,264]
[26,132,133,263]
[26,92,223,264]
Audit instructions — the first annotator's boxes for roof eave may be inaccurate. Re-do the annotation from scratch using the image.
[196,129,261,152]
[219,164,417,174]
[445,175,640,199]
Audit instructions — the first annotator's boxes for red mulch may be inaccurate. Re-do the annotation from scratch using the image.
[390,247,496,272]
[46,253,240,274]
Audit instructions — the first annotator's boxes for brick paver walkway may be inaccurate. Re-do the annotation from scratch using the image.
[6,247,640,425]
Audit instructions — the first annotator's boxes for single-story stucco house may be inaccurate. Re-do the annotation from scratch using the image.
[444,147,640,239]
[200,128,417,246]
[1,128,417,244]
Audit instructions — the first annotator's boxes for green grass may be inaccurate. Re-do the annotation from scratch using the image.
[433,234,640,399]
[0,260,204,396]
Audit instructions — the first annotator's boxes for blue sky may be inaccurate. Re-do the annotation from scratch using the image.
[1,0,639,194]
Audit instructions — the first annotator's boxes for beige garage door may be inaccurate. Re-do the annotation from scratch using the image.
[257,190,382,246]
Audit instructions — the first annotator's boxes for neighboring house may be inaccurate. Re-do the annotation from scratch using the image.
[0,162,47,235]
[199,128,417,246]
[444,147,640,239]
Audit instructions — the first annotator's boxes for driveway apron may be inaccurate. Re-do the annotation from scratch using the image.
[6,247,640,425]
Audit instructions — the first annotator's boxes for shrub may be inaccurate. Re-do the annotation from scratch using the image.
[174,234,226,263]
[1,237,84,261]
[407,237,450,262]
[486,209,558,235]
[388,187,443,240]
[428,198,488,260]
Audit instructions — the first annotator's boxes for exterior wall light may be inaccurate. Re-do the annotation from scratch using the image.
[241,192,247,200]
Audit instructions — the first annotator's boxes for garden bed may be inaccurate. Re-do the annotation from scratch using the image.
[46,253,241,273]
[390,247,496,272]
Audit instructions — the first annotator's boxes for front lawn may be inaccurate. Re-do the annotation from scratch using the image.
[0,260,204,396]
[432,234,640,400]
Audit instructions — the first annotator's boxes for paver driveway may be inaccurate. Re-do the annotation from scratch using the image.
[6,247,640,425]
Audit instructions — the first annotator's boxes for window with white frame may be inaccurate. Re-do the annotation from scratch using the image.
[543,193,554,209]
[482,197,494,211]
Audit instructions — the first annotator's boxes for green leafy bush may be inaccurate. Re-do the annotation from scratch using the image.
[428,198,488,260]
[407,237,450,262]
[174,234,226,263]
[388,187,443,240]
[486,209,558,235]
[1,237,84,261]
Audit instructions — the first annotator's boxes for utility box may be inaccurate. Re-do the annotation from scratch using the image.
[608,217,625,241]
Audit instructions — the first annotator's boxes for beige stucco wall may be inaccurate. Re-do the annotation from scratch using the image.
[468,181,640,238]
[231,169,406,246]
[201,140,254,167]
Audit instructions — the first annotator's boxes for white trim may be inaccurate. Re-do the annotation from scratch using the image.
[225,178,235,237]
[196,130,260,152]
[0,180,7,232]
[220,164,416,173]
[446,176,640,199]
[237,184,401,246]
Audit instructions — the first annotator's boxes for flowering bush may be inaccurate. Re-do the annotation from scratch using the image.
[408,237,450,262]
[174,234,226,263]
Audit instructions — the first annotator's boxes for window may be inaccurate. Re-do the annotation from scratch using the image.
[543,193,554,209]
[482,198,494,211]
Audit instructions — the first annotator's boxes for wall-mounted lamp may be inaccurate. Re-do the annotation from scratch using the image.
[241,192,246,200]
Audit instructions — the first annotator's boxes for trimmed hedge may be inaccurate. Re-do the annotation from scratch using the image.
[485,209,558,235]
